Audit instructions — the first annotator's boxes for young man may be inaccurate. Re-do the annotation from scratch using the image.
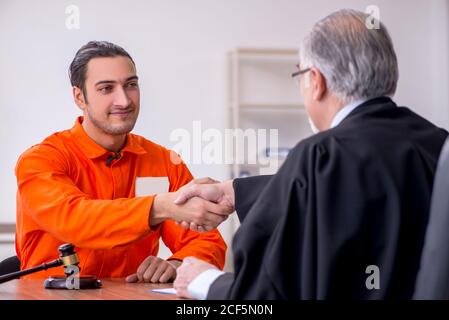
[15,41,230,282]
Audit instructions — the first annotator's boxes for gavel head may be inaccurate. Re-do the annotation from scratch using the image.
[44,243,100,289]
[58,244,80,276]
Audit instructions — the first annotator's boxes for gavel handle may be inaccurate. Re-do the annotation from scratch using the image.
[0,259,62,284]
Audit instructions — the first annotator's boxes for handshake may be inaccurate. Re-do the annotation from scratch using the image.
[150,177,236,232]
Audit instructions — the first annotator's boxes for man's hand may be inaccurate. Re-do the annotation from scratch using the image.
[174,256,218,298]
[172,178,236,232]
[126,256,181,283]
[150,191,232,229]
[175,179,235,209]
[172,178,235,232]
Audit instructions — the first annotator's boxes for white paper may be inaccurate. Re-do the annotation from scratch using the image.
[135,176,170,196]
[151,288,177,295]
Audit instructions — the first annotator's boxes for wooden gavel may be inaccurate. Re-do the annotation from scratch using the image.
[0,244,101,289]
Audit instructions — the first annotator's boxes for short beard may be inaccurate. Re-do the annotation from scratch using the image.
[86,106,137,136]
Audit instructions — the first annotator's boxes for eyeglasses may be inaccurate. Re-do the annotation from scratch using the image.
[291,64,311,78]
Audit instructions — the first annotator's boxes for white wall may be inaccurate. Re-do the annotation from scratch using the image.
[1,0,448,265]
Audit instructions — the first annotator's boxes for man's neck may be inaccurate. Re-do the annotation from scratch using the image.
[330,98,368,129]
[319,97,347,130]
[82,119,126,153]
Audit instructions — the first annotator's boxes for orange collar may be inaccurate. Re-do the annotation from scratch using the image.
[69,116,147,159]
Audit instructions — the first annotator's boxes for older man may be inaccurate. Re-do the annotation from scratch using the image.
[172,9,448,299]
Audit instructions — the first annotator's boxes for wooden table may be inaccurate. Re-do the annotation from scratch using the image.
[0,278,180,300]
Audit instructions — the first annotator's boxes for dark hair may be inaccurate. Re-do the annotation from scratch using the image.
[69,41,135,100]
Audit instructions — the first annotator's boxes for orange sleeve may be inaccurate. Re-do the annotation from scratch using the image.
[160,152,227,269]
[16,145,153,250]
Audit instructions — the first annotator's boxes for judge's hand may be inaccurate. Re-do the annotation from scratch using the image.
[174,256,218,298]
[175,178,235,208]
[174,178,236,232]
[126,256,181,283]
[150,185,232,230]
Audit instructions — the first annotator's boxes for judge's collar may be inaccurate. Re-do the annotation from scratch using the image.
[330,98,369,128]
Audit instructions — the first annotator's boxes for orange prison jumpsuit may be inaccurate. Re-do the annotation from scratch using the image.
[15,116,226,279]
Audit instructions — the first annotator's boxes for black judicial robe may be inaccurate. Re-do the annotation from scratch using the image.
[207,97,448,299]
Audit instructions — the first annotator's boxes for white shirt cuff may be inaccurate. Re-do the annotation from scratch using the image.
[187,268,225,300]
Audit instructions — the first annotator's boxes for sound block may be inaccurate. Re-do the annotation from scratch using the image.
[44,275,102,289]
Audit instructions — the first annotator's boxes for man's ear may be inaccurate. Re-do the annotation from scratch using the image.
[310,67,327,101]
[73,86,87,110]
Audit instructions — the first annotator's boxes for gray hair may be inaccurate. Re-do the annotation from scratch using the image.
[299,9,399,102]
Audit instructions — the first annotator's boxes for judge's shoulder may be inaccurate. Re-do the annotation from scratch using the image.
[287,104,447,165]
[288,125,345,160]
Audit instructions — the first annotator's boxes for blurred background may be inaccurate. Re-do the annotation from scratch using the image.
[1,0,448,270]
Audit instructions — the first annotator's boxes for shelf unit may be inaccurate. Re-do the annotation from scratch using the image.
[228,48,312,178]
